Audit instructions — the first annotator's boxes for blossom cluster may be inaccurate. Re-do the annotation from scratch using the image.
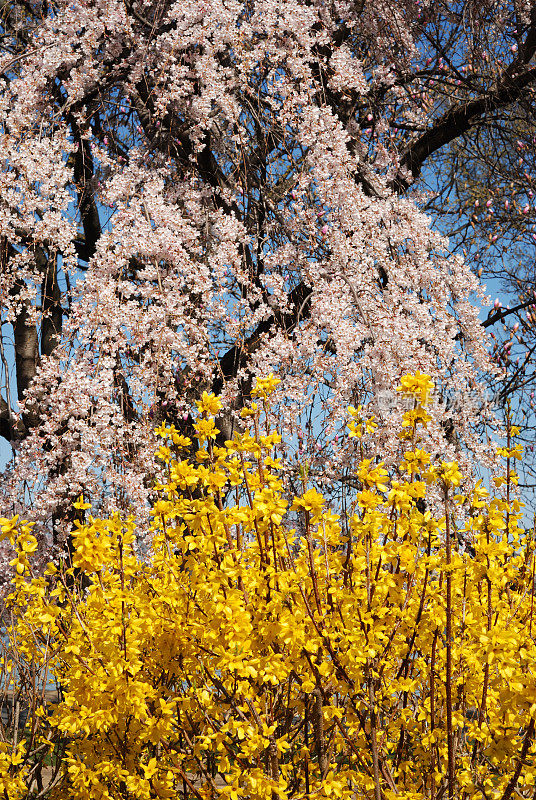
[0,0,500,554]
[0,375,533,800]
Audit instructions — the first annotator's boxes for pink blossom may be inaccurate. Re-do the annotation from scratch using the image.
[0,0,502,561]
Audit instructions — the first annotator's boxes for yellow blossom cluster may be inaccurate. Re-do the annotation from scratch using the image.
[1,374,536,800]
[347,404,377,439]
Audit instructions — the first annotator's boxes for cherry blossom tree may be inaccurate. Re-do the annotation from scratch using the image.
[423,59,536,493]
[2,0,535,557]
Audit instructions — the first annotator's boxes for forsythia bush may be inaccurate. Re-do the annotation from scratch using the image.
[2,374,536,800]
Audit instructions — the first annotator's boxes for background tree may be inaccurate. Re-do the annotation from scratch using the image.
[2,0,536,554]
[424,75,536,495]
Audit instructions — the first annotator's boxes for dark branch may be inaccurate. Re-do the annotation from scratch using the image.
[213,281,312,394]
[41,258,62,356]
[392,64,536,192]
[69,115,102,262]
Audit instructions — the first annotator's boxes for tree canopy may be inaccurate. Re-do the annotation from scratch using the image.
[2,1,536,551]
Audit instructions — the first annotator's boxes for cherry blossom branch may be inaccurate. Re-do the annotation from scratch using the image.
[392,53,536,192]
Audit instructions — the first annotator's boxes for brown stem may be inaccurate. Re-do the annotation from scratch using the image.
[430,628,438,800]
[304,696,310,798]
[530,524,536,640]
[368,667,382,800]
[506,408,511,540]
[311,687,328,777]
[472,522,492,766]
[500,717,535,800]
[395,530,432,681]
[305,511,322,617]
[444,487,455,800]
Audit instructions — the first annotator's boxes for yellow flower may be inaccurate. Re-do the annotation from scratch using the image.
[194,417,219,442]
[170,460,199,490]
[357,489,383,510]
[387,481,413,512]
[497,444,523,460]
[440,460,463,487]
[356,459,389,492]
[251,373,281,399]
[0,515,20,540]
[347,405,376,439]
[171,432,192,448]
[347,419,363,439]
[292,488,325,521]
[155,422,173,438]
[401,448,431,474]
[471,480,489,508]
[5,375,535,800]
[73,495,92,510]
[196,390,223,416]
[155,445,171,462]
[366,415,378,434]
[255,487,288,525]
[397,371,435,405]
[241,402,259,418]
[402,406,431,428]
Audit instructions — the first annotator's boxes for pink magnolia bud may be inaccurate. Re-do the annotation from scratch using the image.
[321,225,328,235]
[494,298,501,309]
[513,322,519,332]
[486,199,492,208]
